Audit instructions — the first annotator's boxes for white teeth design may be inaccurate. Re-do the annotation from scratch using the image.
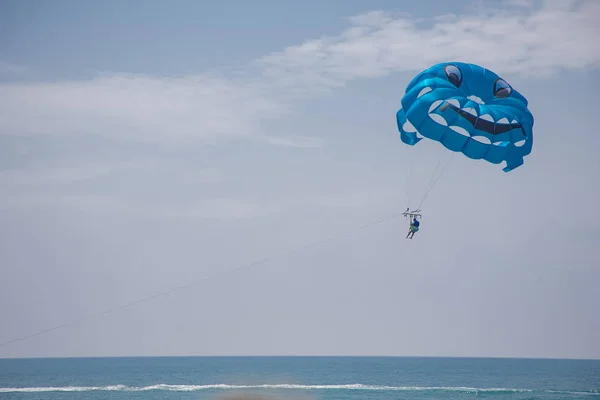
[424,98,521,153]
[450,125,469,137]
[403,120,417,133]
[472,136,491,145]
[446,99,460,108]
[429,100,443,113]
[417,87,432,98]
[429,113,447,126]
[416,131,424,139]
[463,107,477,116]
[467,95,485,105]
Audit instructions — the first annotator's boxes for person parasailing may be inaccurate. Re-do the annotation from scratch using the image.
[406,214,420,239]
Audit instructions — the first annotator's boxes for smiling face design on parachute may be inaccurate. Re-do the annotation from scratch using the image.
[396,62,534,172]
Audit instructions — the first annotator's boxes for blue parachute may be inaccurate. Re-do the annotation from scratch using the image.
[396,62,534,172]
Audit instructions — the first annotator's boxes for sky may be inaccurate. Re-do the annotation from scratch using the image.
[1,0,599,359]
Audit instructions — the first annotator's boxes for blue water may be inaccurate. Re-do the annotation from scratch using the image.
[1,356,599,400]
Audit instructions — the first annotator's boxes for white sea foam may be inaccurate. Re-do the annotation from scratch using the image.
[2,383,598,396]
[0,383,543,393]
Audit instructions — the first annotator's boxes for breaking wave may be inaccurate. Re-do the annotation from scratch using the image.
[1,383,598,395]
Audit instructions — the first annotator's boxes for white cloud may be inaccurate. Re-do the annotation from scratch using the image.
[0,73,287,143]
[0,193,125,213]
[1,0,599,222]
[157,198,274,221]
[0,161,225,214]
[2,1,600,359]
[257,0,600,86]
[0,162,223,187]
[154,187,399,221]
[264,135,324,148]
[1,0,598,147]
[0,164,115,186]
[177,167,224,184]
[0,176,397,222]
[0,60,30,77]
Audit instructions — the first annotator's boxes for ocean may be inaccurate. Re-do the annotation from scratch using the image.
[0,356,598,400]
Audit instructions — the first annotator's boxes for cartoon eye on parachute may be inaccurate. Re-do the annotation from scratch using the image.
[396,62,534,226]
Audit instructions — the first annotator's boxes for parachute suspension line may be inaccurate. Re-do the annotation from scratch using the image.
[418,152,449,210]
[411,144,445,211]
[417,150,455,210]
[405,144,414,209]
